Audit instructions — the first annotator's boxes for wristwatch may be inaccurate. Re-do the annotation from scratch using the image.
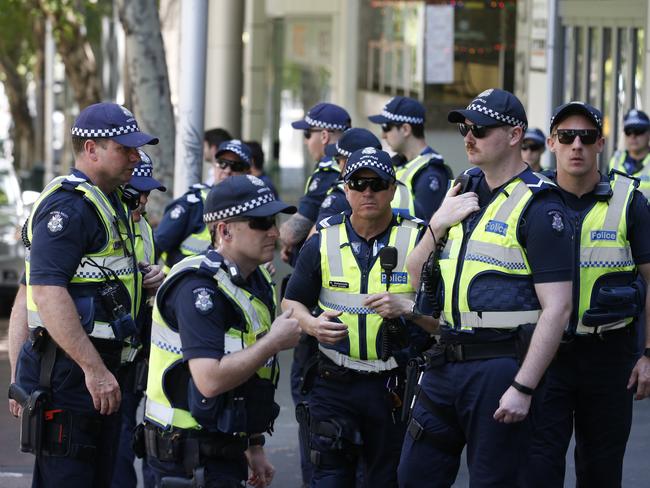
[405,301,422,321]
[643,348,650,358]
[249,434,265,447]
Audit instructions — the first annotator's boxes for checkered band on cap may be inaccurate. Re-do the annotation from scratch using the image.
[71,124,140,138]
[380,109,424,125]
[132,163,153,177]
[203,193,276,223]
[344,156,396,179]
[336,141,352,157]
[466,103,527,130]
[304,114,348,131]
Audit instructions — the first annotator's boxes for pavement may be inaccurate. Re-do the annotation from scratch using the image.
[0,300,649,487]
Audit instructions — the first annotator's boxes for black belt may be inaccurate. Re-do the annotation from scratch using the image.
[559,325,633,352]
[424,340,518,366]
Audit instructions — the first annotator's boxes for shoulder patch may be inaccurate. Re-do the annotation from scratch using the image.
[193,287,215,314]
[170,205,185,220]
[186,193,201,204]
[321,195,334,209]
[429,176,440,192]
[548,210,565,234]
[308,177,320,192]
[318,159,335,169]
[46,210,69,234]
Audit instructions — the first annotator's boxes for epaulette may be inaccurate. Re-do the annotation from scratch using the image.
[317,212,345,230]
[609,168,640,188]
[317,158,339,171]
[197,250,223,277]
[520,168,557,194]
[397,213,424,228]
[184,184,210,204]
[59,174,88,192]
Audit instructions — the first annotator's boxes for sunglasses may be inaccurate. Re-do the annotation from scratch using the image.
[624,127,648,137]
[216,158,249,172]
[303,129,334,140]
[226,216,277,231]
[347,177,391,192]
[458,123,504,139]
[553,129,599,145]
[381,123,402,133]
[521,143,544,151]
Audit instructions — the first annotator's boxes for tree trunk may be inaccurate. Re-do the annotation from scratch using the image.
[117,0,175,224]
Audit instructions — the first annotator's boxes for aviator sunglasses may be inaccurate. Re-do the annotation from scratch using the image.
[624,127,648,137]
[304,128,335,140]
[347,177,391,192]
[521,142,544,151]
[458,123,505,139]
[216,158,250,172]
[553,129,599,145]
[381,123,403,133]
[226,215,277,231]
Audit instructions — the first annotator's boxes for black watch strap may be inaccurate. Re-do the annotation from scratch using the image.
[511,380,534,395]
[643,348,650,358]
[249,434,265,447]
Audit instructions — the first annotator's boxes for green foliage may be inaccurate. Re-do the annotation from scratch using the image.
[0,0,41,71]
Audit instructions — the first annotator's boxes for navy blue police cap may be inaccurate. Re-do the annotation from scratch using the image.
[291,102,351,131]
[128,150,166,192]
[448,88,527,130]
[623,109,650,130]
[215,139,252,166]
[549,101,603,133]
[523,128,546,146]
[71,102,158,147]
[324,128,382,158]
[342,147,396,182]
[203,175,296,224]
[368,96,426,125]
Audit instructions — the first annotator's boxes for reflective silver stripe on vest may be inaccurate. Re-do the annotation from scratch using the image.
[440,310,540,329]
[579,246,634,268]
[213,268,263,333]
[319,344,397,372]
[603,178,633,231]
[319,288,415,315]
[180,235,210,254]
[76,181,121,243]
[441,239,453,259]
[145,398,175,428]
[150,319,183,355]
[464,241,527,270]
[576,318,629,334]
[325,224,344,276]
[27,311,119,339]
[493,181,529,223]
[74,255,134,280]
[138,219,154,263]
[393,224,413,272]
[393,183,411,210]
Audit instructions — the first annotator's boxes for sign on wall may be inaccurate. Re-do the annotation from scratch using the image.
[425,5,454,84]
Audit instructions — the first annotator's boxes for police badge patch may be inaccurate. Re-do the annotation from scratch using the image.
[309,178,320,193]
[322,195,334,208]
[47,211,69,234]
[170,205,184,220]
[193,287,215,314]
[429,176,440,192]
[548,210,564,233]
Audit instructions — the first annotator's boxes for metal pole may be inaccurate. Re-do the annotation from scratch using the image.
[173,0,208,197]
[44,18,55,184]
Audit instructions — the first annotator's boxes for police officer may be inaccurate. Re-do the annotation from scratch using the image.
[14,102,158,487]
[155,140,252,272]
[608,109,650,198]
[143,175,302,487]
[282,148,436,487]
[244,140,279,198]
[526,102,650,487]
[368,96,452,220]
[279,102,350,265]
[112,151,166,488]
[521,127,547,172]
[398,89,574,487]
[315,128,383,224]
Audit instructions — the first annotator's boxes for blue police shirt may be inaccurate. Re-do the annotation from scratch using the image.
[154,187,207,265]
[401,147,451,221]
[161,259,276,362]
[29,169,125,287]
[315,184,349,224]
[297,157,341,222]
[622,152,648,176]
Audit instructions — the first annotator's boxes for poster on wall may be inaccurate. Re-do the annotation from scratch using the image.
[425,5,454,84]
[530,0,548,71]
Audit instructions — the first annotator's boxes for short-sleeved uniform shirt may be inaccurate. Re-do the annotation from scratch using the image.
[297,157,341,223]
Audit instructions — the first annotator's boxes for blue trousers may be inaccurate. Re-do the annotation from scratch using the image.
[16,340,122,488]
[308,369,405,488]
[398,357,532,488]
[147,452,247,487]
[525,328,637,488]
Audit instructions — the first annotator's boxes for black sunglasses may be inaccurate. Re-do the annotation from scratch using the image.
[553,129,599,145]
[347,177,391,192]
[216,158,249,172]
[381,123,403,133]
[226,216,277,231]
[458,123,504,139]
[303,129,335,140]
[624,127,648,137]
[521,142,544,151]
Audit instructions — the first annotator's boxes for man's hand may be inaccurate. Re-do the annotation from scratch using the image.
[280,243,294,264]
[628,355,650,400]
[267,309,302,352]
[83,366,121,415]
[246,445,275,487]
[429,183,479,238]
[140,262,165,293]
[8,399,21,418]
[364,292,412,319]
[308,310,347,345]
[263,261,276,277]
[493,386,531,423]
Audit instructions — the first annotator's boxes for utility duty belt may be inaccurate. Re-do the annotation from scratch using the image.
[318,350,399,381]
[423,340,519,366]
